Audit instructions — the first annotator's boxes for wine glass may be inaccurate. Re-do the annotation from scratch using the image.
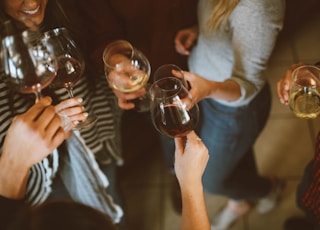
[1,30,57,102]
[153,64,190,90]
[41,27,97,129]
[149,77,199,138]
[103,40,151,112]
[289,65,320,119]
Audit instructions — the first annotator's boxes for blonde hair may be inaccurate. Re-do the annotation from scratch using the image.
[207,0,240,31]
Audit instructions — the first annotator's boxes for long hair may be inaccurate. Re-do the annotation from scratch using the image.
[207,0,240,31]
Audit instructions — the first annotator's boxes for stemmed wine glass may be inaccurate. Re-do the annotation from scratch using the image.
[153,64,190,89]
[1,30,57,102]
[103,40,151,112]
[289,65,320,119]
[41,27,97,129]
[149,77,199,138]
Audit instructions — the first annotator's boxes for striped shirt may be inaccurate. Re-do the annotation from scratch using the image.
[0,73,123,205]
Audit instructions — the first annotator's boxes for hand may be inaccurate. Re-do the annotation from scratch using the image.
[182,70,212,104]
[112,87,147,110]
[277,62,304,105]
[174,26,198,56]
[2,97,65,169]
[55,97,87,130]
[174,131,209,189]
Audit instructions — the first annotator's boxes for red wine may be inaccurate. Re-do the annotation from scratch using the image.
[12,72,56,94]
[153,104,197,138]
[51,56,83,88]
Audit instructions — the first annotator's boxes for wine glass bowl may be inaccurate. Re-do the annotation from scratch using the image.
[103,40,150,93]
[153,64,190,90]
[40,27,97,129]
[103,40,151,112]
[149,77,199,138]
[289,65,320,119]
[1,30,57,101]
[41,27,85,96]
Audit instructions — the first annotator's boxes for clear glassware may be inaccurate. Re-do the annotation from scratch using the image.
[41,27,98,129]
[1,30,57,102]
[149,77,199,138]
[153,64,190,89]
[103,40,151,112]
[289,65,320,119]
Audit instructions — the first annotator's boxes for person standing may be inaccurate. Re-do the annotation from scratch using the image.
[173,0,286,228]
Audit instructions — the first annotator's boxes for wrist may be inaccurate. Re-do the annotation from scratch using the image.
[0,153,30,199]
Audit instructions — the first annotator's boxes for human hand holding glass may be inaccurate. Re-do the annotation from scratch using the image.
[41,27,97,129]
[103,40,151,112]
[288,65,320,119]
[153,64,190,89]
[149,77,199,138]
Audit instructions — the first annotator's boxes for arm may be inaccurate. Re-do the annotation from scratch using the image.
[185,1,285,105]
[183,71,241,104]
[0,97,65,199]
[174,131,210,230]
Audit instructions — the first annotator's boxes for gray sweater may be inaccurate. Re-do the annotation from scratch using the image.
[189,0,285,106]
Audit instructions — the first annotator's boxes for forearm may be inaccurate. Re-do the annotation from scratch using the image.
[180,182,210,230]
[208,79,241,101]
[0,154,29,199]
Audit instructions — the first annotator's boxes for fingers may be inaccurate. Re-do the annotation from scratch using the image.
[277,63,305,105]
[55,97,84,112]
[118,98,135,110]
[174,31,191,56]
[113,87,146,110]
[24,97,52,120]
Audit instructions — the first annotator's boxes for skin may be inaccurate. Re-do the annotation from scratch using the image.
[2,0,89,123]
[113,24,241,110]
[174,131,210,230]
[2,0,48,30]
[174,25,242,104]
[0,97,65,199]
[0,0,87,198]
[277,62,304,105]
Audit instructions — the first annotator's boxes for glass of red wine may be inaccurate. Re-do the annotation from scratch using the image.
[149,77,199,138]
[41,27,97,129]
[1,29,57,102]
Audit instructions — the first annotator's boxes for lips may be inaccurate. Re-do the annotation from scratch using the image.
[22,5,40,15]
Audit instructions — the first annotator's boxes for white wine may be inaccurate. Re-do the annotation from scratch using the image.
[111,71,149,92]
[289,87,320,119]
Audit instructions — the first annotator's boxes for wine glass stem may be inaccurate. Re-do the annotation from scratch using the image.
[66,87,75,98]
[34,84,42,103]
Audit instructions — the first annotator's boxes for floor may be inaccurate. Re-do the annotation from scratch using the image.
[117,3,320,230]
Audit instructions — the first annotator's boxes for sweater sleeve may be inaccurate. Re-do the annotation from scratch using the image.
[229,0,286,104]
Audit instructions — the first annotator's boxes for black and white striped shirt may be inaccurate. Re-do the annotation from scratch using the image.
[0,73,123,205]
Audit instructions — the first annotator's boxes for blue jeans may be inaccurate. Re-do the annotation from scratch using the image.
[162,83,272,200]
[198,83,272,200]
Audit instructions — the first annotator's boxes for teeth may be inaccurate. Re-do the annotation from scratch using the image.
[23,6,40,15]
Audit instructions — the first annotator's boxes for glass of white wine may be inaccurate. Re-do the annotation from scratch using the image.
[289,65,320,119]
[103,40,151,112]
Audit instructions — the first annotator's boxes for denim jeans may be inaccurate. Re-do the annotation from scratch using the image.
[161,83,273,200]
[198,83,272,200]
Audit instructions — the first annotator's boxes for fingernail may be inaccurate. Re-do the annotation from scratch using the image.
[83,112,89,117]
[78,98,83,103]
